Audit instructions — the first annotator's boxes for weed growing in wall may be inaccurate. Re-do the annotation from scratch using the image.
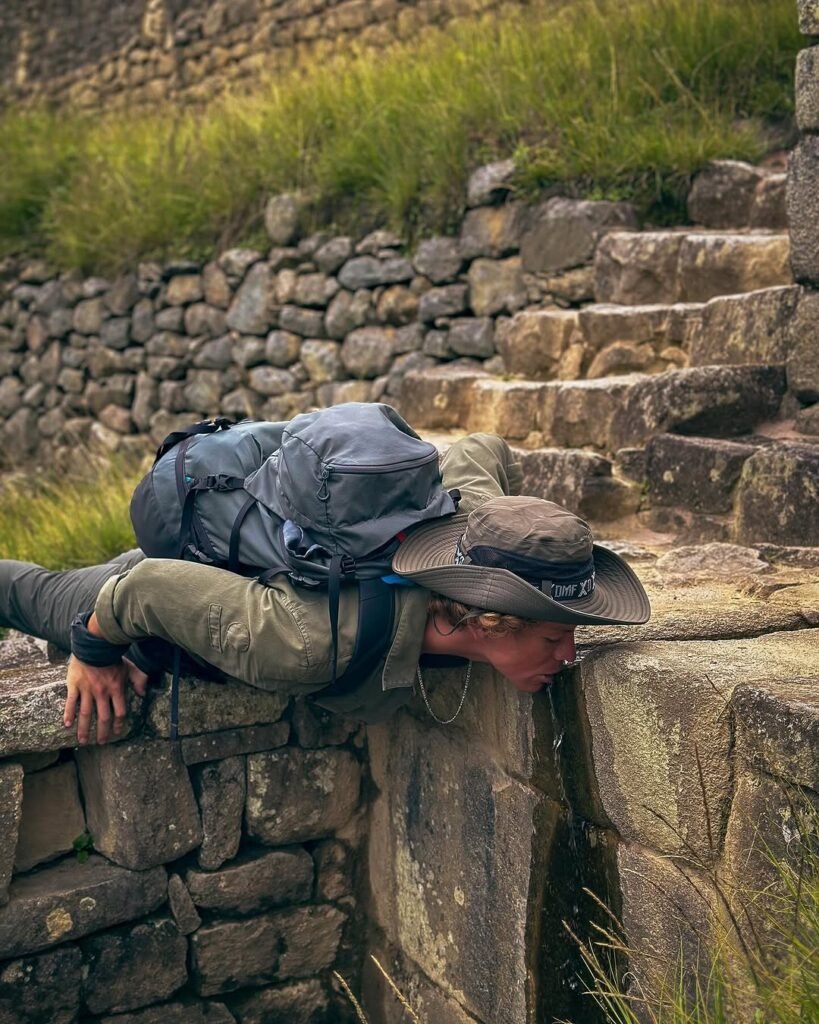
[0,0,800,273]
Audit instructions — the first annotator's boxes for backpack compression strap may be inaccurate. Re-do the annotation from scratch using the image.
[154,416,233,463]
[318,578,395,700]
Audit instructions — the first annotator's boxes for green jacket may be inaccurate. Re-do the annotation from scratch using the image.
[95,433,522,722]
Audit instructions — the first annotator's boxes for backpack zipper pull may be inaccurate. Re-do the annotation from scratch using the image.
[316,465,331,501]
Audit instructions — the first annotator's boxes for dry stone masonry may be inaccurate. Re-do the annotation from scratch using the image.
[2,6,819,1021]
[0,634,365,1024]
[0,0,532,110]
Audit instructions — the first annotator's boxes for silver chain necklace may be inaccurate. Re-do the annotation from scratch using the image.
[416,661,472,725]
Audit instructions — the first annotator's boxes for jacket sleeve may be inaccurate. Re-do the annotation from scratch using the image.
[439,433,523,513]
[92,558,350,693]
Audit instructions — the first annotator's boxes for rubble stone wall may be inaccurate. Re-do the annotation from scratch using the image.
[0,165,800,476]
[0,0,529,111]
[0,634,368,1024]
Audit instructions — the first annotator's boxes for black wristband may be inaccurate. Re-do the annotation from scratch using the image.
[70,611,130,667]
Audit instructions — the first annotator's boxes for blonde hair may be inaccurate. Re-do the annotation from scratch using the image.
[428,594,536,638]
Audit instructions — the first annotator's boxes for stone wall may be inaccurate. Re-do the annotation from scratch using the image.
[0,0,530,110]
[361,557,819,1023]
[0,633,367,1023]
[0,162,797,478]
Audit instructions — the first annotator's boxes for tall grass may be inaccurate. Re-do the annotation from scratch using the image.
[0,0,800,273]
[566,800,819,1024]
[0,456,142,569]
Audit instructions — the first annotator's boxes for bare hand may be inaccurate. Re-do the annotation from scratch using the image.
[63,656,150,746]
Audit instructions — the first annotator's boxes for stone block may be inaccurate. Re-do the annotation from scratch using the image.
[467,257,527,316]
[610,365,785,452]
[787,137,819,286]
[0,857,167,959]
[594,231,685,305]
[798,0,819,34]
[264,194,302,246]
[459,203,524,260]
[689,285,800,367]
[313,840,354,902]
[338,256,413,291]
[497,309,578,379]
[579,630,819,860]
[554,375,645,450]
[520,197,638,275]
[361,942,477,1024]
[77,738,202,870]
[0,947,82,1024]
[168,874,201,935]
[147,677,288,738]
[797,46,819,131]
[14,761,86,873]
[225,264,277,336]
[0,764,23,906]
[721,772,819,975]
[787,289,819,401]
[514,446,640,522]
[618,843,718,1006]
[185,847,314,914]
[180,722,289,765]
[81,917,188,1015]
[194,757,245,871]
[733,679,819,791]
[290,701,357,748]
[467,159,516,207]
[418,283,469,321]
[465,378,556,440]
[366,715,558,1024]
[412,237,463,284]
[751,173,788,231]
[230,980,332,1024]
[645,434,757,514]
[734,443,819,546]
[246,748,361,845]
[687,160,765,228]
[341,326,395,378]
[191,905,345,995]
[97,999,235,1023]
[678,233,791,303]
[401,365,487,430]
[578,302,676,352]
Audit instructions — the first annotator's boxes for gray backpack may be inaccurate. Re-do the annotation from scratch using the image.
[130,403,459,732]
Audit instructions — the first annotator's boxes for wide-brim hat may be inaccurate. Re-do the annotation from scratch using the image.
[392,496,651,626]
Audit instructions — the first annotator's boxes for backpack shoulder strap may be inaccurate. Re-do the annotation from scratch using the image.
[318,579,395,700]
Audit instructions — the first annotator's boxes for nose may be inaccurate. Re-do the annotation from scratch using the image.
[556,629,577,666]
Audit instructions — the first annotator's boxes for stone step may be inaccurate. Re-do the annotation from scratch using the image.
[424,429,640,523]
[639,433,819,547]
[403,364,787,453]
[498,302,699,381]
[594,230,791,305]
[687,159,788,231]
[499,285,807,385]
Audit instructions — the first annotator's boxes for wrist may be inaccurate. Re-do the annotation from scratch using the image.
[70,611,130,667]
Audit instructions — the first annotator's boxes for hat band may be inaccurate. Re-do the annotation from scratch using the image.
[455,539,596,602]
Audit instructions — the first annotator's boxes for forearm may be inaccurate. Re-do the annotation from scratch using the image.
[440,433,522,512]
[92,559,313,687]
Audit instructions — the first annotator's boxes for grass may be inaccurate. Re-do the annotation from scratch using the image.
[0,455,142,570]
[565,798,819,1024]
[0,0,801,273]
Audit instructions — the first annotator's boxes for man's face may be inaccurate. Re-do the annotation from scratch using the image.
[477,620,577,694]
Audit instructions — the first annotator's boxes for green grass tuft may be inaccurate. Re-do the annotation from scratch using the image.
[0,0,800,273]
[0,456,142,570]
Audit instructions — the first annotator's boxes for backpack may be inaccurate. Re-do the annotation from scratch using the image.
[130,403,459,734]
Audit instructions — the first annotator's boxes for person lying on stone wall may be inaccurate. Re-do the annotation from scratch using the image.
[0,420,651,746]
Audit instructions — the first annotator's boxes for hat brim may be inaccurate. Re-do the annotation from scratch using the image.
[392,514,651,626]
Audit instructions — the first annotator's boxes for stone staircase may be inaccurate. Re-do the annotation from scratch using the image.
[400,219,819,549]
